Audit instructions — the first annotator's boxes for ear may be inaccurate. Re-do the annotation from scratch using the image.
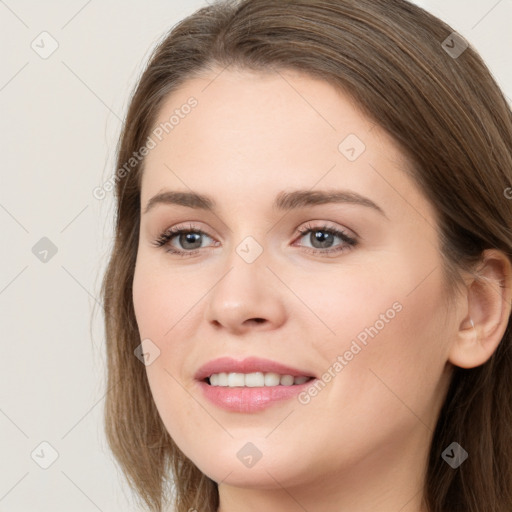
[448,249,512,369]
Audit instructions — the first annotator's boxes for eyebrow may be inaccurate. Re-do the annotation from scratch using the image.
[143,189,388,219]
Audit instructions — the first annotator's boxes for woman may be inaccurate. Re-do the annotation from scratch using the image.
[100,0,512,510]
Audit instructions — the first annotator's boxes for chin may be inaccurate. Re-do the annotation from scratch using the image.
[186,440,310,490]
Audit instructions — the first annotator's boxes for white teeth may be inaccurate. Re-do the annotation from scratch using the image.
[264,372,281,386]
[228,372,245,387]
[207,372,312,387]
[245,372,264,387]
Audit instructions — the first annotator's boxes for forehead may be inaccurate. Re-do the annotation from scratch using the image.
[147,67,380,164]
[140,67,433,224]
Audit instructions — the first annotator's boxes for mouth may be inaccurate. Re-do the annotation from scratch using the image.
[194,356,317,387]
[195,359,318,413]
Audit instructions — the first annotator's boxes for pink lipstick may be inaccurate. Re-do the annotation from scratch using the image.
[194,356,317,413]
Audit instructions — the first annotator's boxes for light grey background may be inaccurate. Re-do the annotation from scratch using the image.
[1,1,510,510]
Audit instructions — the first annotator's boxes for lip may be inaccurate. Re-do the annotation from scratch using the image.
[197,379,316,413]
[194,356,316,381]
[194,356,317,413]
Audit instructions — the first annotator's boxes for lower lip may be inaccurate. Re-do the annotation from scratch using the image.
[197,379,317,412]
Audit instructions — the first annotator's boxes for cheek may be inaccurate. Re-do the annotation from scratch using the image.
[132,256,203,400]
[303,249,449,402]
[322,268,450,426]
[132,261,200,453]
[132,255,196,339]
[281,259,404,349]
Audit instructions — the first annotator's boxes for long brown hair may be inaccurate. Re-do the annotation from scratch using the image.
[99,0,512,510]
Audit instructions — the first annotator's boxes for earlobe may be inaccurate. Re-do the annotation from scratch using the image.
[447,249,512,370]
[448,314,485,369]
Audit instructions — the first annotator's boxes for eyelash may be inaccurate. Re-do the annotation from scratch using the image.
[151,222,358,258]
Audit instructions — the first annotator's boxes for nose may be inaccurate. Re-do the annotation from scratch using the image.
[204,254,287,335]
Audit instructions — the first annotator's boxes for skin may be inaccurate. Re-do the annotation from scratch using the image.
[132,67,512,512]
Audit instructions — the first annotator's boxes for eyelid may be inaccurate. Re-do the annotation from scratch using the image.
[292,220,357,239]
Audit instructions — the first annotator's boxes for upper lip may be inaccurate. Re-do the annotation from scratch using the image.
[194,356,316,381]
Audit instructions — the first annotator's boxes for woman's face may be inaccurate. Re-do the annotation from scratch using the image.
[132,67,457,504]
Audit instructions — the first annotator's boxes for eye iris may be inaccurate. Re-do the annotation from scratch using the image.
[180,232,202,249]
[311,230,333,248]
